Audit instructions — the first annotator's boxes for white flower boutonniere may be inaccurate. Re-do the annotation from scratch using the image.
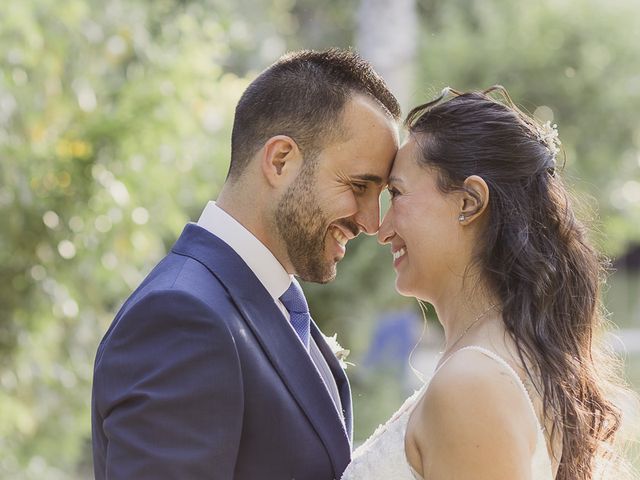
[324,333,353,370]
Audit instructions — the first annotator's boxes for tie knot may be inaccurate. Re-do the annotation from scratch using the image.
[280,278,309,314]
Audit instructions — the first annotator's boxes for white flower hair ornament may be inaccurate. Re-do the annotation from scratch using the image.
[537,120,562,173]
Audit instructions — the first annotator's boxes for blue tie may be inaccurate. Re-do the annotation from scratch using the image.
[279,278,311,351]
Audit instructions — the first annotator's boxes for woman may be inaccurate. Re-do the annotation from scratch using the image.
[341,87,633,480]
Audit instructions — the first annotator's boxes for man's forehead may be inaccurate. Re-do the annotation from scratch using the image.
[342,95,398,129]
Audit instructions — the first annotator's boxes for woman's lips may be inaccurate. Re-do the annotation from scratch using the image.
[392,246,406,267]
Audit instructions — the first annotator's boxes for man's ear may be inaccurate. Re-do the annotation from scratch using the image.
[260,135,303,188]
[458,175,489,224]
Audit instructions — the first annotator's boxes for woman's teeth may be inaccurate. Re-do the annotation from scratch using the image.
[332,228,348,247]
[393,247,406,261]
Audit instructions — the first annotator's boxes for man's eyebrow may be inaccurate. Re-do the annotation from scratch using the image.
[351,174,384,186]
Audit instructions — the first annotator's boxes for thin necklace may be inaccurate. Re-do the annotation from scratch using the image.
[438,303,497,366]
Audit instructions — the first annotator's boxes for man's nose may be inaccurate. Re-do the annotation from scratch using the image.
[355,197,381,235]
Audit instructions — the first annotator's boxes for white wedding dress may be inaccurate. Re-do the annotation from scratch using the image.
[341,346,554,480]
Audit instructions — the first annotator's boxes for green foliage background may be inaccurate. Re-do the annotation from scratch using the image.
[1,0,639,477]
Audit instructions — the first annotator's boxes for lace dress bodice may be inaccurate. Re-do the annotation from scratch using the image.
[341,346,554,480]
[342,386,425,479]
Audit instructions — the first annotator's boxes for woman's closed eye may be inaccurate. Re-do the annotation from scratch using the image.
[387,186,401,199]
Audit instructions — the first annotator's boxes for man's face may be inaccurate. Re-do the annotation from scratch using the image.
[275,95,399,283]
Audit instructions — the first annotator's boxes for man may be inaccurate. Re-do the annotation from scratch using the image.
[92,49,400,479]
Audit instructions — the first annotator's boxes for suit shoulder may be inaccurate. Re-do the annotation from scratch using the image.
[96,288,236,364]
[121,252,233,314]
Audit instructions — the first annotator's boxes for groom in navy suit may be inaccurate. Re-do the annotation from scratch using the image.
[92,49,400,479]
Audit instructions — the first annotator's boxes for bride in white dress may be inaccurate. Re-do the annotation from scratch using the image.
[341,87,633,480]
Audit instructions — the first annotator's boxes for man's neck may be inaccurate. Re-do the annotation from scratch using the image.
[216,188,293,274]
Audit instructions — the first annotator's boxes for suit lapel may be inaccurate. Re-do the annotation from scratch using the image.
[237,299,351,469]
[311,323,354,444]
[171,224,351,475]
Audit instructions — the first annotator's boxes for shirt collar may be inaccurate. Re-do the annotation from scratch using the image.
[197,201,291,300]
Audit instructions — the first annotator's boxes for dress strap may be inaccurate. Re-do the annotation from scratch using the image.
[453,346,543,432]
[430,346,553,477]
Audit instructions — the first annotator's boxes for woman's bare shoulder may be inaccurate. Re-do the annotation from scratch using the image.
[409,348,538,479]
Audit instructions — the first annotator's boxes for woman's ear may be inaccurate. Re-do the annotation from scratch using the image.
[260,135,303,188]
[458,175,489,224]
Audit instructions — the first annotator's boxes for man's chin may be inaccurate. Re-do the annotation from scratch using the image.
[296,260,337,284]
[316,269,337,284]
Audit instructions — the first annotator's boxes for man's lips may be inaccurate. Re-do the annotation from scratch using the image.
[334,219,359,238]
[331,227,349,247]
[329,221,359,247]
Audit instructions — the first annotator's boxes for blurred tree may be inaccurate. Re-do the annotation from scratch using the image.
[357,0,418,110]
[413,0,640,256]
[1,0,254,476]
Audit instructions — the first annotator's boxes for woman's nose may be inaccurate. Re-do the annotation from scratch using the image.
[377,209,394,245]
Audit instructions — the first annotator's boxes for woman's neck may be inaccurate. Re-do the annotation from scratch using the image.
[433,283,501,353]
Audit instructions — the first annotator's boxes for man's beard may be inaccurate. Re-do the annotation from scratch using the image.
[275,167,337,284]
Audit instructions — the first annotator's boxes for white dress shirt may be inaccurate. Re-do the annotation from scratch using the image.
[197,201,291,319]
[196,201,345,423]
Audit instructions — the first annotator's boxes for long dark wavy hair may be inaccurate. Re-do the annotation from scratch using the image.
[406,86,635,479]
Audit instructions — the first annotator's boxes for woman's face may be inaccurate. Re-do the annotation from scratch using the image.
[378,137,471,302]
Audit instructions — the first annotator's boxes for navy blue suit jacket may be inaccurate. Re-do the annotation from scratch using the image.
[92,224,353,479]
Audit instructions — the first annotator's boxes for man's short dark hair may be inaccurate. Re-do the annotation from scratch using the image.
[227,48,401,180]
